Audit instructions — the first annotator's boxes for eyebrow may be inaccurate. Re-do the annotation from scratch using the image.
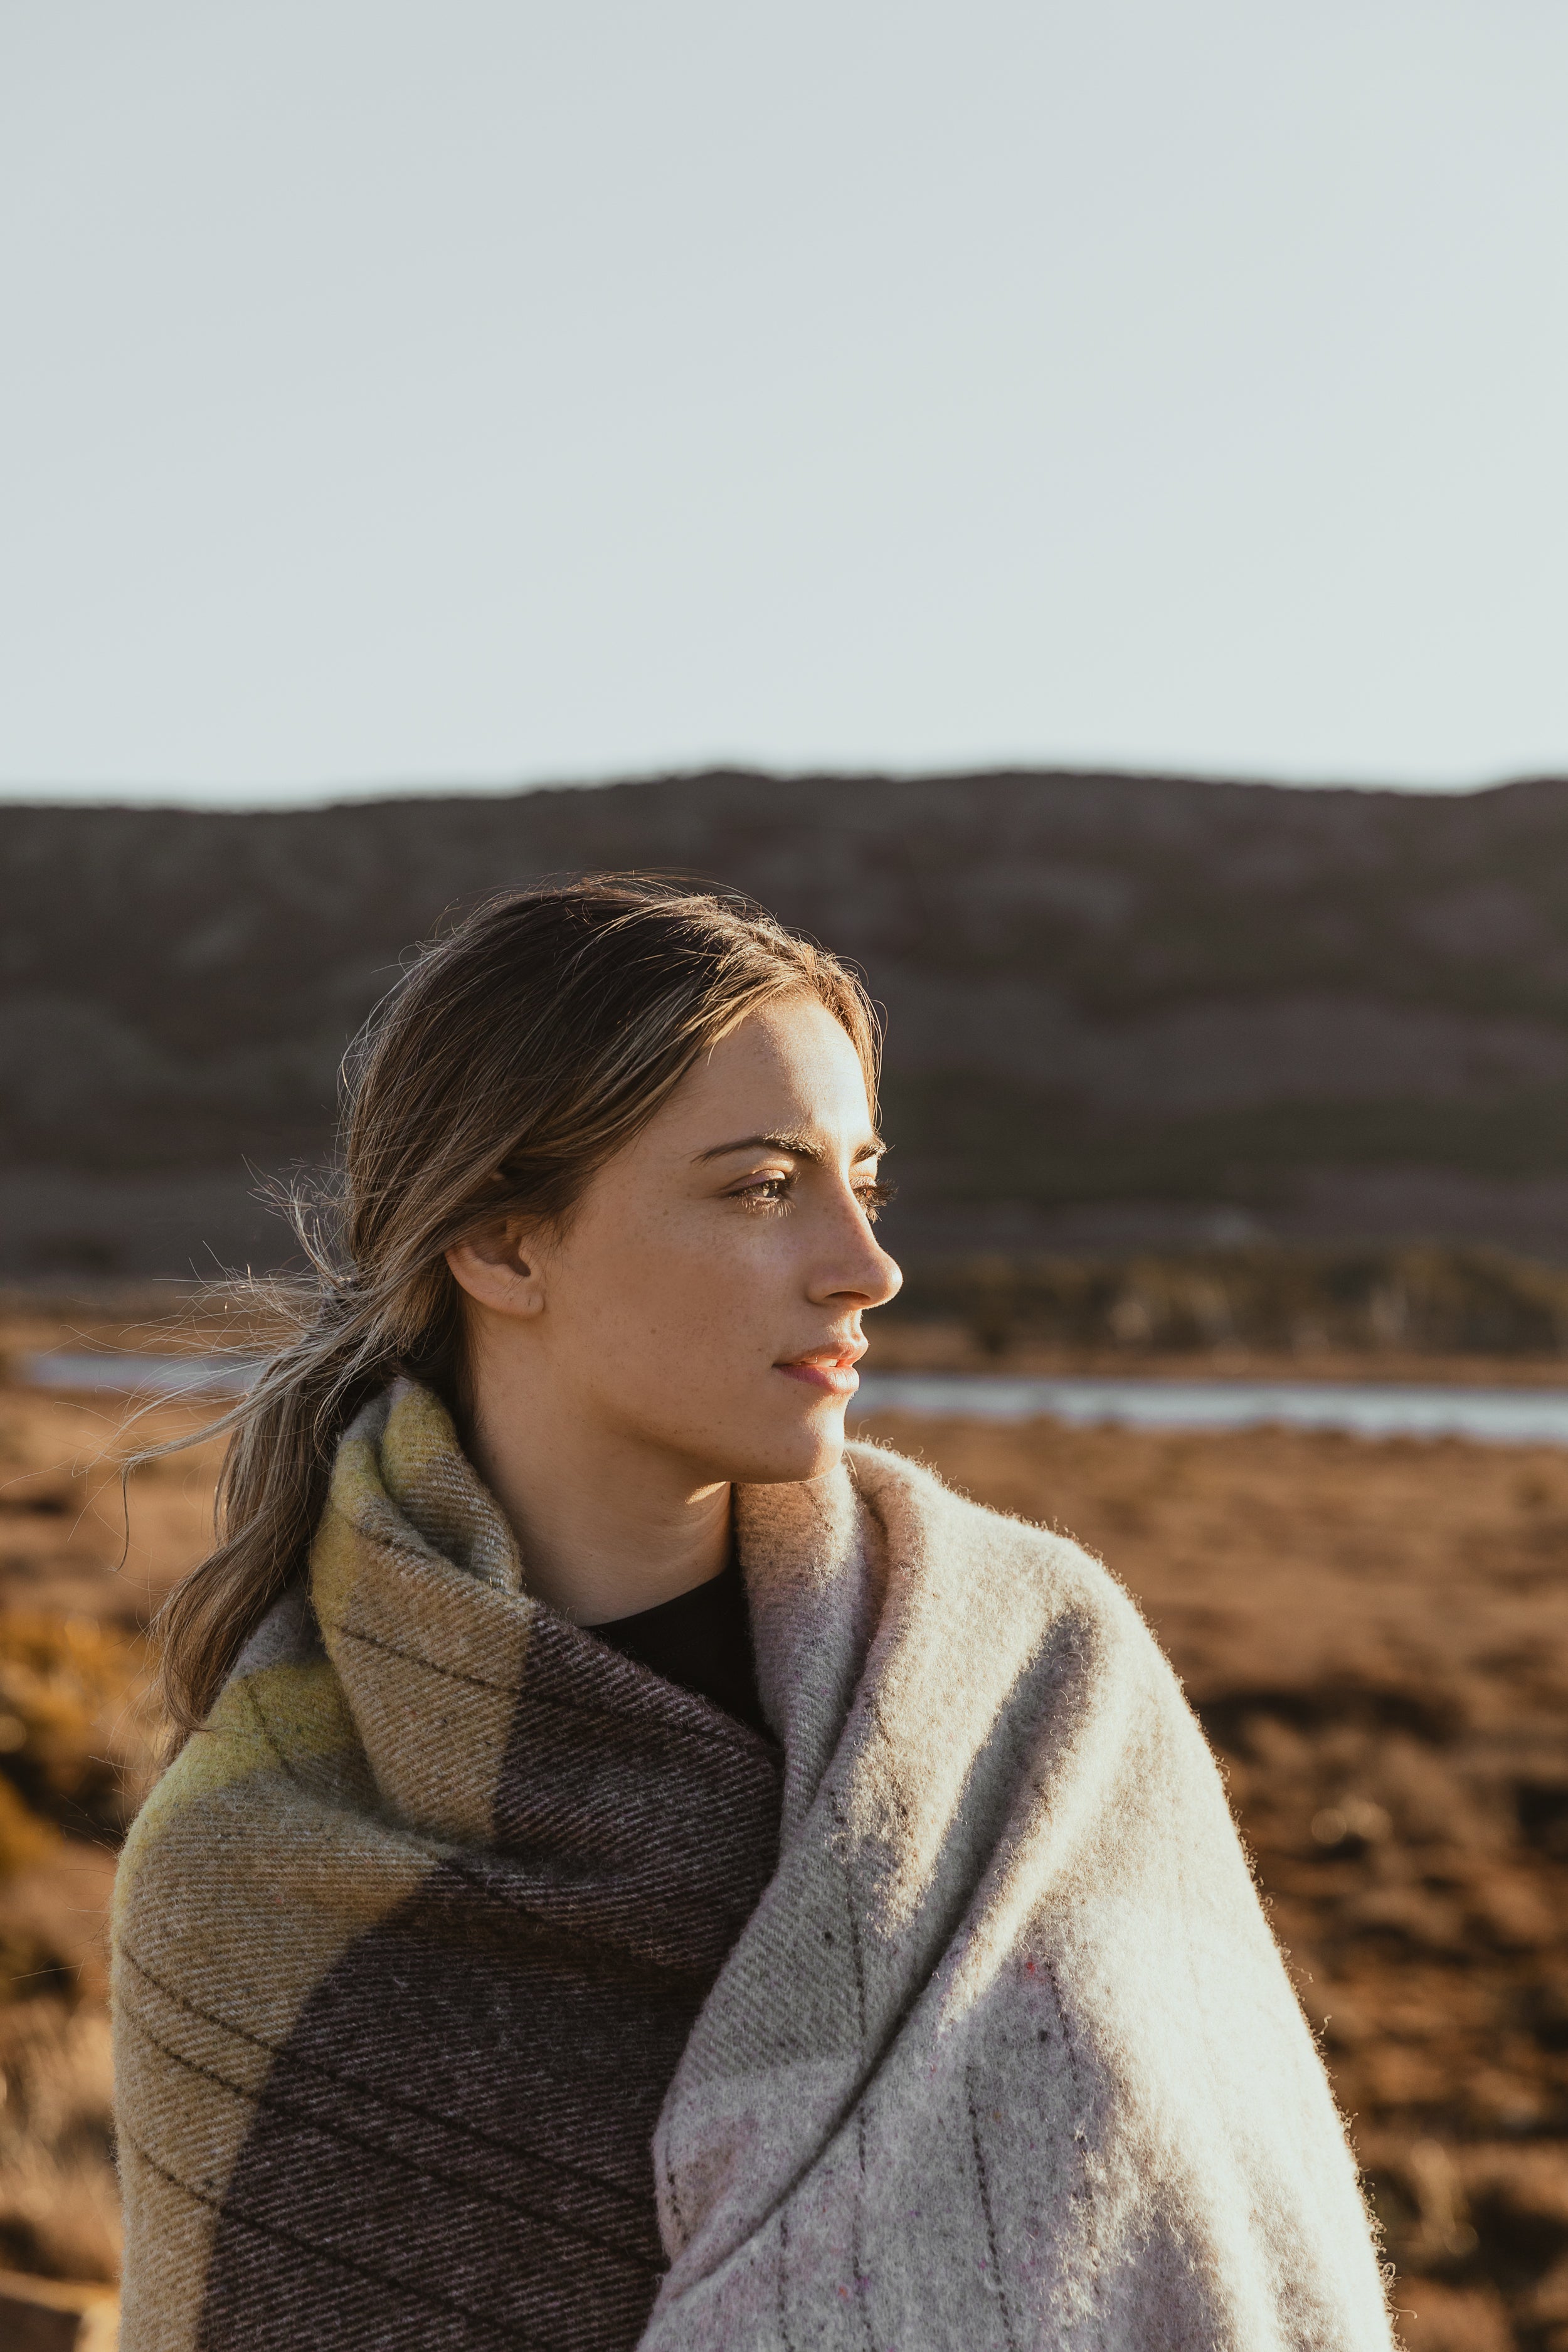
[697,1130,886,1166]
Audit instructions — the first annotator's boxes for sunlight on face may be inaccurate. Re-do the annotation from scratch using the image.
[517,993,902,1485]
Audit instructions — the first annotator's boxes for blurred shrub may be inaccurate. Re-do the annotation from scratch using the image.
[0,1780,56,1884]
[0,1613,154,1845]
[891,1242,1568,1357]
[0,1999,118,2281]
[1394,2279,1513,2351]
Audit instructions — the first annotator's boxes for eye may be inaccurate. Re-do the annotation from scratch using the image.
[733,1172,795,1210]
[856,1179,897,1222]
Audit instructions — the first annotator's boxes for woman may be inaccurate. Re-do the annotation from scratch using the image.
[114,879,1392,2351]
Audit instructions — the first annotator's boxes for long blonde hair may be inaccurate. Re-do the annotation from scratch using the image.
[157,877,880,1732]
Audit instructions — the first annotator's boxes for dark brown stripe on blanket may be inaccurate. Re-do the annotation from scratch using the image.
[197,1866,679,2350]
[198,1622,781,2351]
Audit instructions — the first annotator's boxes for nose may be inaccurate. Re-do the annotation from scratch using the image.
[808,1185,903,1311]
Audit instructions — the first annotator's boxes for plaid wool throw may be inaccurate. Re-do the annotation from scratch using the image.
[114,1380,1391,2350]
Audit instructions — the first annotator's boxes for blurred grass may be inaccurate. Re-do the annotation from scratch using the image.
[0,1614,160,2286]
[0,2001,119,2282]
[0,1614,157,1846]
[0,1362,214,2292]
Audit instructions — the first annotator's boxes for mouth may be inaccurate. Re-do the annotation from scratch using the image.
[774,1338,866,1397]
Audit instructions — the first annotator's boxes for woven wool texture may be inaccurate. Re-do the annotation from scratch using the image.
[113,1380,1392,2350]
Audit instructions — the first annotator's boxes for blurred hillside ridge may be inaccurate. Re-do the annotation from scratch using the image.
[890,1244,1568,1363]
[6,766,1568,1281]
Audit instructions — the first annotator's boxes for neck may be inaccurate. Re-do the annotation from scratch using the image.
[460,1348,733,1627]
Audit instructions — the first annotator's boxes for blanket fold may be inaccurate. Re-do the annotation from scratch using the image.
[114,1380,1392,2351]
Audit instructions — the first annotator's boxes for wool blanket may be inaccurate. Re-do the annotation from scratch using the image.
[114,1380,1392,2351]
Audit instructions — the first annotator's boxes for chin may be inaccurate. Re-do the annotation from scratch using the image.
[717,1407,849,1488]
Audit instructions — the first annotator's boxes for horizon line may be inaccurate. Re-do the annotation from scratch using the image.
[2,756,1565,817]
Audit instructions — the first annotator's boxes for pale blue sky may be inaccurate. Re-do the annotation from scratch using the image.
[3,0,1565,803]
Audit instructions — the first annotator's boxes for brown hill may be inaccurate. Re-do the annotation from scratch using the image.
[5,766,1568,1278]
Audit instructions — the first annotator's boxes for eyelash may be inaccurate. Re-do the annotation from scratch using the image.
[736,1174,897,1222]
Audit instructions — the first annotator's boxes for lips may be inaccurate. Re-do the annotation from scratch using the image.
[775,1338,866,1397]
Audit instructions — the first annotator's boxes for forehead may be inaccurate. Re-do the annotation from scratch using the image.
[670,996,874,1139]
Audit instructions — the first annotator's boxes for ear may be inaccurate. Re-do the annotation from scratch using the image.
[445,1217,549,1320]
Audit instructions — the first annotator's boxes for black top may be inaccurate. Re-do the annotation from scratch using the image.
[594,1552,774,1743]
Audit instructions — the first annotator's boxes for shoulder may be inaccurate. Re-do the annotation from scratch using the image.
[842,1434,1166,1678]
[837,1440,1232,1867]
[115,1589,361,1926]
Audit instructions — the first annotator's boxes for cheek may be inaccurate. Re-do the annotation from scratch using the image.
[558,1209,777,1364]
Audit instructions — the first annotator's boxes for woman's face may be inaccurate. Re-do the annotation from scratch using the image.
[451,992,903,1488]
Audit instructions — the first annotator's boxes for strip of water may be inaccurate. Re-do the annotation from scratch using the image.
[16,1352,264,1399]
[18,1353,1568,1446]
[852,1373,1568,1444]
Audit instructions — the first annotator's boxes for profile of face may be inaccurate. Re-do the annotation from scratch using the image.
[447,993,903,1497]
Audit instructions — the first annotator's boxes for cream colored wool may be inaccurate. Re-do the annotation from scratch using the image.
[114,1384,1393,2350]
[654,1438,1394,2349]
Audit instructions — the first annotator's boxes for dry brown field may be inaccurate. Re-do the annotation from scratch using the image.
[4,1305,1568,2350]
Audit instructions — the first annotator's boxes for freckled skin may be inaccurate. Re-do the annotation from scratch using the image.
[447,995,903,1624]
